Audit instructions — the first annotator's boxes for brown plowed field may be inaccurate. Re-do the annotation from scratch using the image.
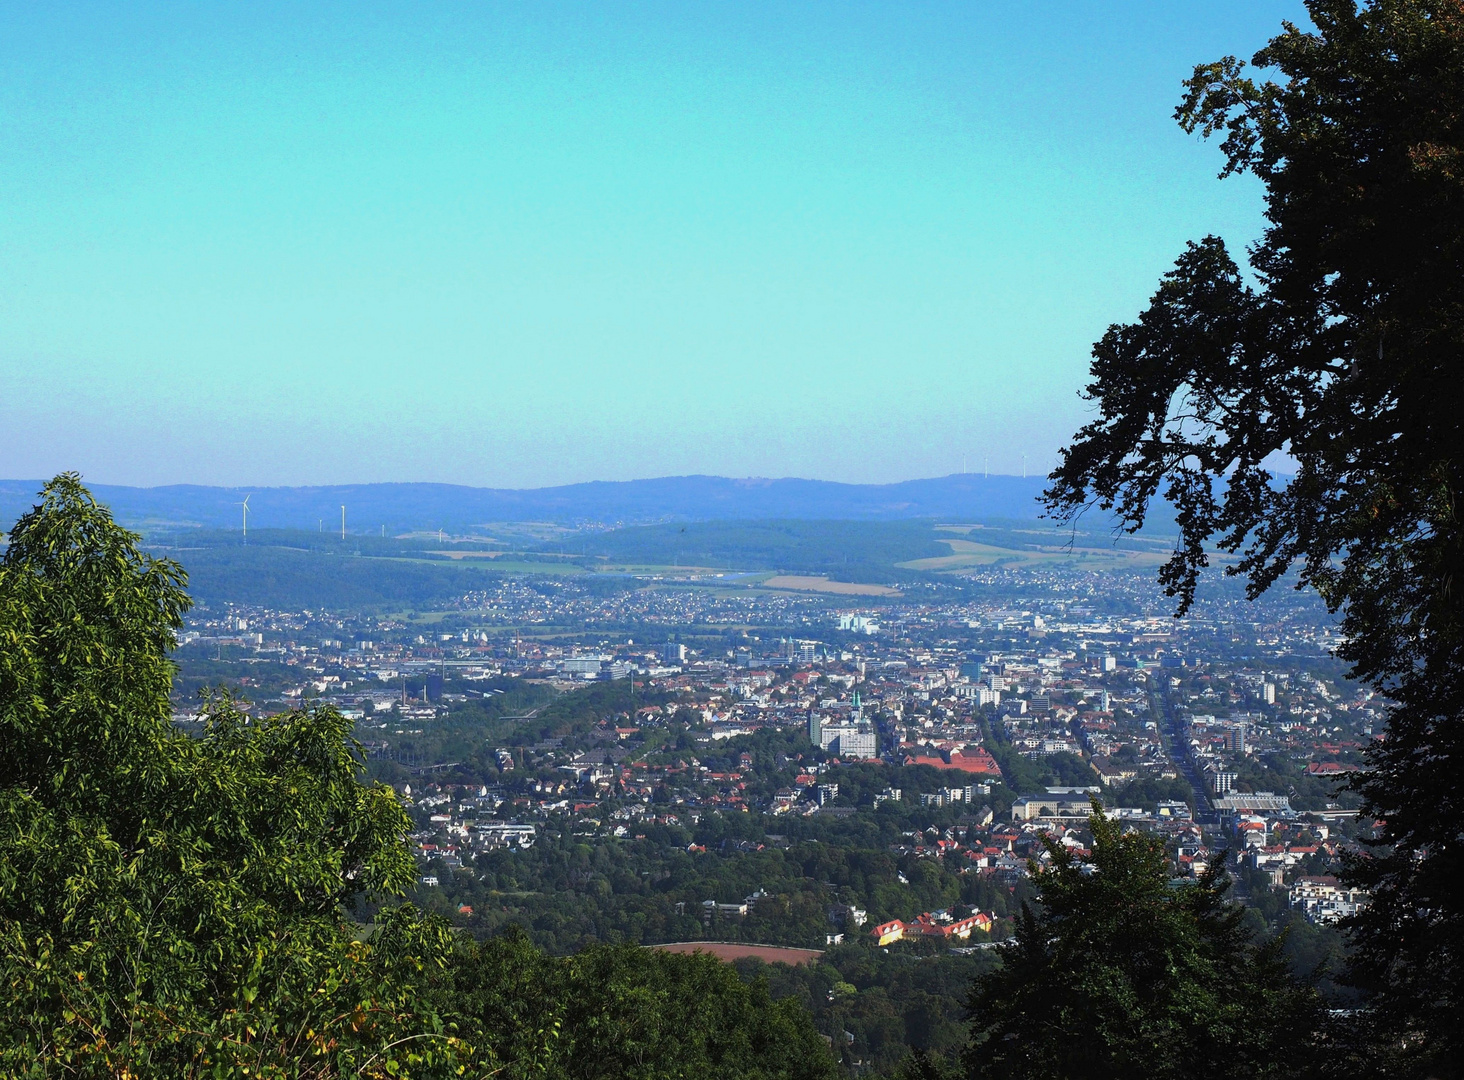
[647,942,824,966]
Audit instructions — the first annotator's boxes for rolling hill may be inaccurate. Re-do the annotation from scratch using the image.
[0,474,1058,533]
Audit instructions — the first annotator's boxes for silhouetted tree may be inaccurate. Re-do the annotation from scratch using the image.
[1044,4,1464,1073]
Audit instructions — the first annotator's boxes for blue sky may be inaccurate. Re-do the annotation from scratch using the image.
[0,2,1303,488]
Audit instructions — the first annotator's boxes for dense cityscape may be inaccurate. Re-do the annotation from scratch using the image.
[166,560,1368,1072]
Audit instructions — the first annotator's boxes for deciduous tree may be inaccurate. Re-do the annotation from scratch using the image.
[0,476,840,1079]
[1043,4,1464,1071]
[445,928,839,1080]
[0,476,464,1077]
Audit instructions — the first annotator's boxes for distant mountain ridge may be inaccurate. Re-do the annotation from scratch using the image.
[0,474,1056,533]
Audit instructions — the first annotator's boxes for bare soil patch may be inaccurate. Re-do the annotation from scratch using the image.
[760,575,900,597]
[647,942,824,966]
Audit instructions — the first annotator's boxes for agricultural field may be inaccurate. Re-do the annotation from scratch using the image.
[760,575,902,597]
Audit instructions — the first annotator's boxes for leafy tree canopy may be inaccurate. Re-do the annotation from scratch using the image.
[962,804,1319,1080]
[0,475,463,1076]
[447,928,839,1080]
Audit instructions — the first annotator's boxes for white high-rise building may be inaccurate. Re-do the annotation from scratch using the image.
[819,693,879,759]
[835,728,878,759]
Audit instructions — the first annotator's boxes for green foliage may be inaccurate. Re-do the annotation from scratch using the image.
[567,519,951,584]
[445,828,996,952]
[982,720,1092,795]
[1104,775,1194,812]
[739,947,1002,1076]
[0,476,465,1077]
[519,678,673,743]
[1231,752,1361,812]
[1042,2,1464,1068]
[962,804,1320,1080]
[445,928,838,1080]
[361,679,576,787]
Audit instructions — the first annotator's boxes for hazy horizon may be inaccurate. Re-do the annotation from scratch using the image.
[3,471,1073,535]
[2,468,1046,492]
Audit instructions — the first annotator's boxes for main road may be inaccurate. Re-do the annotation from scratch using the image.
[1150,689,1218,826]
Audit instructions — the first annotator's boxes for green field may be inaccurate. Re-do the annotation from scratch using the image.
[899,535,1171,572]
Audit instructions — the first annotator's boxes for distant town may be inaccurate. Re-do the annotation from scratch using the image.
[175,561,1367,936]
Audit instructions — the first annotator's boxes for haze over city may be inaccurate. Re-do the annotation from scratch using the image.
[0,2,1299,488]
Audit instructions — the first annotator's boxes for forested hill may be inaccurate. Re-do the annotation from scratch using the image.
[0,473,1056,533]
[560,519,953,585]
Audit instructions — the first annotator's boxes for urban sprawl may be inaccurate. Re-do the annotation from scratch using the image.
[175,564,1372,944]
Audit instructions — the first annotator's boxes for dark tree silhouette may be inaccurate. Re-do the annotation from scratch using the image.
[1044,4,1464,1074]
[962,804,1317,1080]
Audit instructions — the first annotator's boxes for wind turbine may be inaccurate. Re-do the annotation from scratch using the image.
[341,505,346,541]
[241,494,251,543]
